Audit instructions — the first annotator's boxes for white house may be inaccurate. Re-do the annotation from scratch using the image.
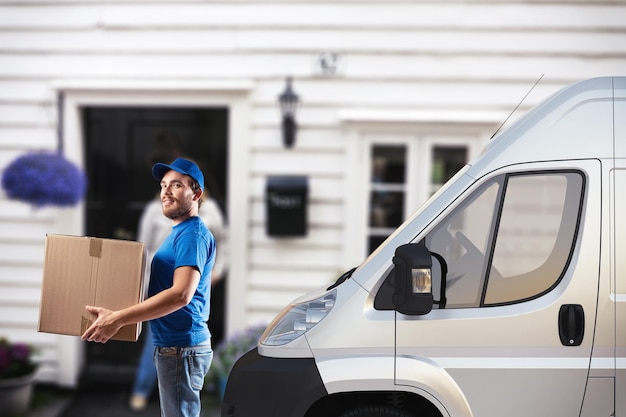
[0,0,624,387]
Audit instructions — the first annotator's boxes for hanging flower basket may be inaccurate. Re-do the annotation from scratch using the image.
[1,151,87,208]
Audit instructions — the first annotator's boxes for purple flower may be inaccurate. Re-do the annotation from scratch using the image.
[0,337,37,379]
[206,324,266,384]
[1,151,87,208]
[11,343,31,361]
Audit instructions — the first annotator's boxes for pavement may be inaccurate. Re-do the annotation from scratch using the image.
[25,384,221,417]
[20,343,223,417]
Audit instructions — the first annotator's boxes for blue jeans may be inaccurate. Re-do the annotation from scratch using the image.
[154,344,213,417]
[132,322,158,398]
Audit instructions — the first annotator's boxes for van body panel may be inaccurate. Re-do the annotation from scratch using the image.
[393,159,599,417]
[468,92,613,173]
[588,160,616,383]
[614,165,626,416]
[306,279,395,352]
[316,355,395,393]
[224,77,625,417]
[580,377,614,417]
[473,77,614,167]
[395,356,473,417]
[612,87,626,417]
[317,354,470,417]
[449,368,587,416]
[615,78,626,157]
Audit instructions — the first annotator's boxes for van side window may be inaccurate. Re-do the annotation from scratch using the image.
[484,172,583,305]
[425,171,584,308]
[425,179,502,308]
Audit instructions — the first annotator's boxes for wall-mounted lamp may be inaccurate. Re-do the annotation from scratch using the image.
[278,77,299,148]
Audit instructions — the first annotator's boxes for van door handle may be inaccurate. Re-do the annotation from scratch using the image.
[558,304,584,346]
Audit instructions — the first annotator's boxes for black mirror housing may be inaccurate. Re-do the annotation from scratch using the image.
[392,243,434,315]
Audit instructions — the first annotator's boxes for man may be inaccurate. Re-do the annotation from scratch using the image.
[81,157,216,417]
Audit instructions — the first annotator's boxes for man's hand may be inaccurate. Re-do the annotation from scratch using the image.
[80,305,122,343]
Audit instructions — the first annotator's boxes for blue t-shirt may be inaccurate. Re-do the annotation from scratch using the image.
[149,216,215,347]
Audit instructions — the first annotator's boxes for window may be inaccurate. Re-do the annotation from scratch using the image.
[431,146,468,196]
[426,179,500,307]
[369,145,407,252]
[366,141,469,254]
[484,173,583,305]
[424,171,584,308]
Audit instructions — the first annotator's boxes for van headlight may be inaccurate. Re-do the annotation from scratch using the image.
[260,290,336,346]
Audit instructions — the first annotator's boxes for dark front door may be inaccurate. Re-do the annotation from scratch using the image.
[81,106,228,385]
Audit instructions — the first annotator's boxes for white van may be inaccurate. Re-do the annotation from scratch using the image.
[222,76,626,417]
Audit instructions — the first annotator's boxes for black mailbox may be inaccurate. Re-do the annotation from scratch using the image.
[266,176,308,237]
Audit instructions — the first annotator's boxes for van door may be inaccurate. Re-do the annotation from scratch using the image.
[395,160,599,417]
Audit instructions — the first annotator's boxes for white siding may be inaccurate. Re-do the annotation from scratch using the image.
[0,0,625,386]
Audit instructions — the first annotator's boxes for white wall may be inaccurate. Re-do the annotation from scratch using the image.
[0,0,624,386]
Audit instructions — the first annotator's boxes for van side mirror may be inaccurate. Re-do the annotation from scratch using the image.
[392,243,434,315]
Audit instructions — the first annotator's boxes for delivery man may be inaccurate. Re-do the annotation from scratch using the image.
[81,157,215,417]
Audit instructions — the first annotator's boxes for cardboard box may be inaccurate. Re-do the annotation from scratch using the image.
[38,234,147,342]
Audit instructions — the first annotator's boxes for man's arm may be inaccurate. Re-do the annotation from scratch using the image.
[80,266,200,343]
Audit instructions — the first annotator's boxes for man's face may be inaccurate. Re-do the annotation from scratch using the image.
[160,170,198,222]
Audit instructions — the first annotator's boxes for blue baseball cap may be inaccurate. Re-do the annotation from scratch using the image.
[152,157,204,192]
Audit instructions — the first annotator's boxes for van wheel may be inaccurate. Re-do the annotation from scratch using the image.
[338,405,415,417]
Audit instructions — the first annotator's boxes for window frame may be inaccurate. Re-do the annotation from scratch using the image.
[374,168,587,311]
[481,169,586,307]
[360,133,481,259]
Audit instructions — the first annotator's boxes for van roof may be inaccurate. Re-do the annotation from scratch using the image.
[471,76,625,175]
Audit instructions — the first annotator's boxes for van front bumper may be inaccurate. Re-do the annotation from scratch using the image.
[221,348,327,417]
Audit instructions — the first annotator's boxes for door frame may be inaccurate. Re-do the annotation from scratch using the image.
[54,79,253,385]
